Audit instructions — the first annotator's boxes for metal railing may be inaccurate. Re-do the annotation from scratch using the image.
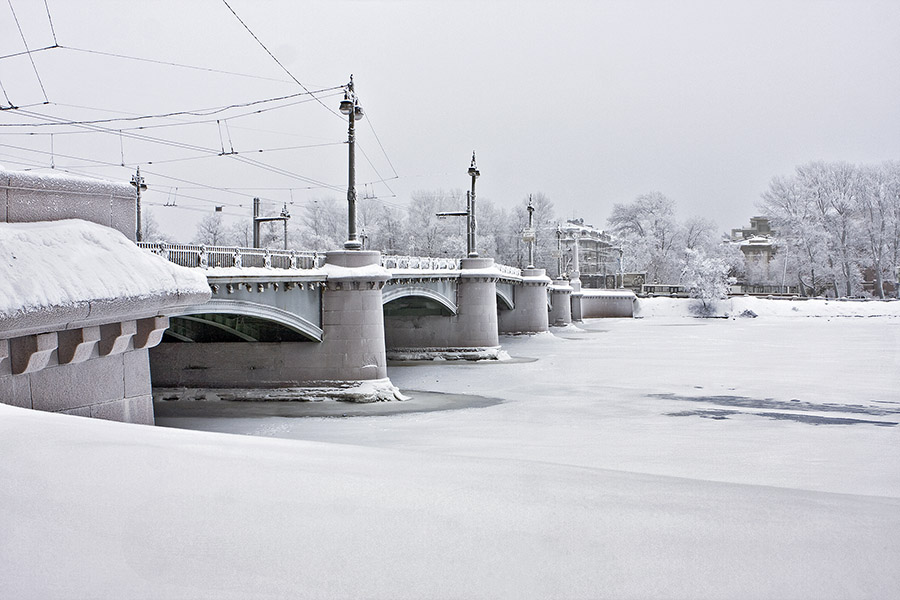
[381,255,461,271]
[137,242,323,270]
[495,263,523,278]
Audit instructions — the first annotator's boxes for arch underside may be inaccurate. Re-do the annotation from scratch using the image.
[382,286,457,315]
[496,288,515,310]
[165,299,323,342]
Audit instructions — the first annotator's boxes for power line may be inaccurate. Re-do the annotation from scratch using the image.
[6,0,49,102]
[0,87,343,127]
[43,0,57,45]
[58,45,296,84]
[9,107,346,192]
[363,112,399,179]
[219,0,343,120]
[0,44,57,62]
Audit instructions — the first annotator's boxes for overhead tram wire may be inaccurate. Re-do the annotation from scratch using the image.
[6,0,49,102]
[0,141,311,210]
[57,46,296,85]
[9,107,347,193]
[43,0,58,45]
[219,0,344,121]
[0,44,58,62]
[0,87,344,128]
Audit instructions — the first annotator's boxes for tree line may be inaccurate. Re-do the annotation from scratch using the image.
[176,158,900,299]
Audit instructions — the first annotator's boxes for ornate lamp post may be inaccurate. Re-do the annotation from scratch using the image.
[436,152,482,257]
[339,75,364,250]
[466,151,479,257]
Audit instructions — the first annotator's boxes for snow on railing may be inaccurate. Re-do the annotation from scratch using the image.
[495,263,522,278]
[137,242,323,270]
[381,255,461,271]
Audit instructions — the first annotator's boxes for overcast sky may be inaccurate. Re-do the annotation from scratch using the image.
[1,0,898,242]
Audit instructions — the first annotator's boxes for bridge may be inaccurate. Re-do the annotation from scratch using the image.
[0,167,632,425]
[138,243,559,395]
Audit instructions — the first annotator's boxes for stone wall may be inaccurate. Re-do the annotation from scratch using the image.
[0,318,169,425]
[0,168,136,240]
[581,290,636,318]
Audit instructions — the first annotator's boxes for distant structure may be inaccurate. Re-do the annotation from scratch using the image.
[730,216,776,264]
[558,219,644,292]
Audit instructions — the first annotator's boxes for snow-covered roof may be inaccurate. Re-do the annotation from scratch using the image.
[0,219,211,337]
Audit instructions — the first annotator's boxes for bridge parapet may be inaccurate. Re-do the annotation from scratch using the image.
[138,242,323,270]
[381,255,460,271]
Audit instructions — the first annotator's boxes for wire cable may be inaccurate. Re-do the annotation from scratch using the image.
[220,0,343,120]
[0,87,343,127]
[43,0,58,45]
[7,0,49,102]
[58,45,296,84]
[0,44,58,62]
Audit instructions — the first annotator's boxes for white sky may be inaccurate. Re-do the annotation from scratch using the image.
[1,0,898,242]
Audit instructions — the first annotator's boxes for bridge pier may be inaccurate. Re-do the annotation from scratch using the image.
[384,257,501,360]
[498,268,551,334]
[149,250,400,401]
[548,279,574,326]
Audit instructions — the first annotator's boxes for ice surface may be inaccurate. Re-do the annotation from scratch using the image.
[1,298,899,598]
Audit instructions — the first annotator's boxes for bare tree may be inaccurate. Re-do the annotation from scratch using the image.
[193,212,227,246]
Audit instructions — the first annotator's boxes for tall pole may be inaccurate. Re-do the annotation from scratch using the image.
[342,75,362,251]
[252,197,260,248]
[467,151,479,257]
[556,225,562,277]
[131,166,147,242]
[526,195,535,269]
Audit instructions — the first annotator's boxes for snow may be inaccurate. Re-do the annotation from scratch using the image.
[2,300,900,598]
[0,219,210,319]
[0,167,134,198]
[636,295,900,319]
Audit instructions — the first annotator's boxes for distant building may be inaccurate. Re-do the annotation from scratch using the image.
[731,216,776,264]
[558,219,644,290]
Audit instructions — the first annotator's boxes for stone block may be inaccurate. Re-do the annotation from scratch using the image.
[0,374,32,408]
[134,316,169,349]
[60,406,92,417]
[90,395,154,425]
[9,332,58,375]
[31,353,125,412]
[123,349,151,398]
[0,338,8,376]
[99,320,137,356]
[57,326,101,364]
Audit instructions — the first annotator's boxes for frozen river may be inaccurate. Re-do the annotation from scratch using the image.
[2,298,899,599]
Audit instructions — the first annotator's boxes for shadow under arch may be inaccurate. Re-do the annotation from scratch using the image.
[165,298,323,342]
[382,286,458,315]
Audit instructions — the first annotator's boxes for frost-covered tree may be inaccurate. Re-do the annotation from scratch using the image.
[681,245,740,316]
[140,208,161,242]
[607,192,682,282]
[406,190,464,256]
[293,197,345,251]
[193,212,228,246]
[760,160,900,297]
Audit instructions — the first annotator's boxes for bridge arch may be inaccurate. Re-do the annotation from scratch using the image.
[496,287,515,310]
[382,285,457,314]
[167,298,323,342]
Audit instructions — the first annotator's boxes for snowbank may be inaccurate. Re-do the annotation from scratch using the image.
[635,295,900,319]
[0,220,210,331]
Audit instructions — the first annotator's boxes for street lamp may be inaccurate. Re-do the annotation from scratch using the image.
[340,75,364,250]
[466,151,479,258]
[436,152,481,257]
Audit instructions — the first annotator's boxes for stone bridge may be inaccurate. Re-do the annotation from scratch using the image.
[138,243,557,395]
